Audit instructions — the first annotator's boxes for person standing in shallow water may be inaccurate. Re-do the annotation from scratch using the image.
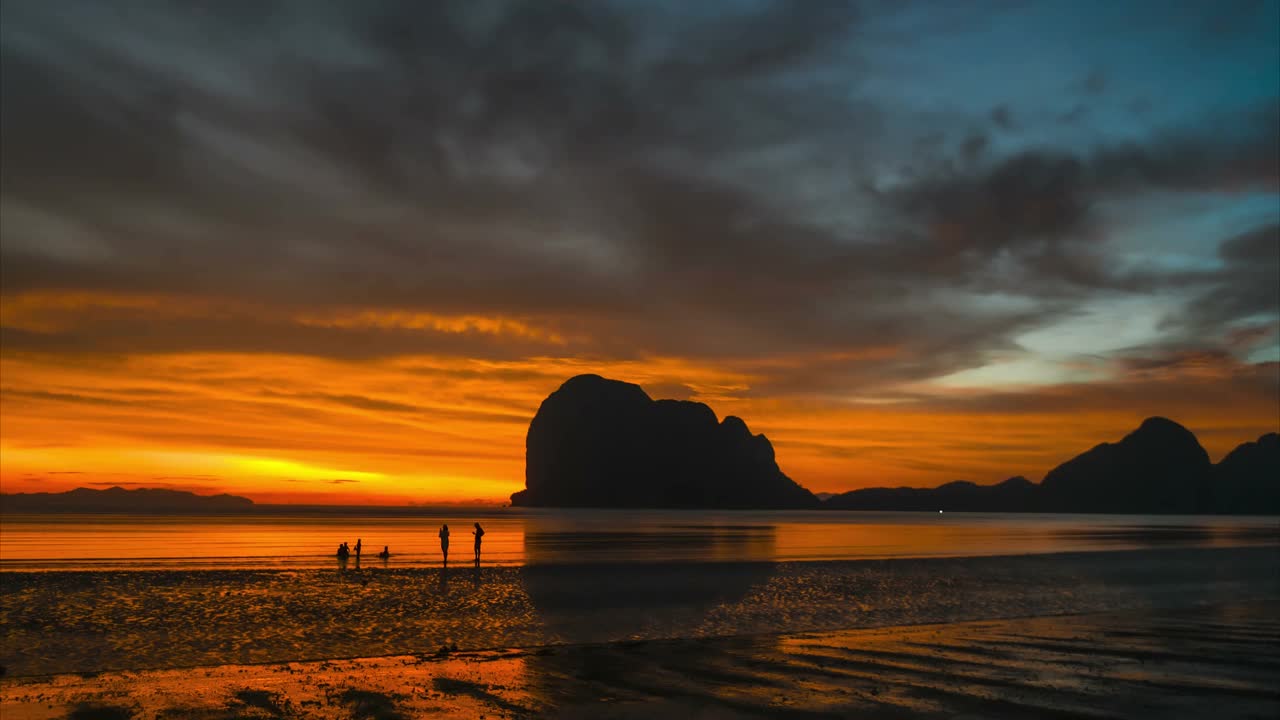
[439,524,450,565]
[354,538,362,560]
[472,522,485,563]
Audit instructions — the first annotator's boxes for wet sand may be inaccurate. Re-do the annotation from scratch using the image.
[2,602,1277,719]
[4,547,1278,677]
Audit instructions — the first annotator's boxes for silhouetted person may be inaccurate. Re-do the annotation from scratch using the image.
[378,545,390,559]
[337,542,350,559]
[355,538,362,559]
[439,524,450,565]
[472,522,485,563]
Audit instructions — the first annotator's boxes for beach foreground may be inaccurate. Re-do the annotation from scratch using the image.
[3,601,1277,719]
[5,546,1278,677]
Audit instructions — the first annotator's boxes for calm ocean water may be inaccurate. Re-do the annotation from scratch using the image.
[1,509,1276,570]
[3,509,1279,675]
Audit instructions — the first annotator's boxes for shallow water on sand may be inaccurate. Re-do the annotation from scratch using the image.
[7,602,1279,719]
[1,509,1276,570]
[3,511,1277,677]
[2,546,1278,676]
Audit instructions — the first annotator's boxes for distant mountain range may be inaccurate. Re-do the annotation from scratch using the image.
[827,418,1279,515]
[1,487,254,513]
[512,375,1278,514]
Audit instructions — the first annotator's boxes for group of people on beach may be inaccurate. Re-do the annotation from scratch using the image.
[335,523,485,565]
[335,538,391,561]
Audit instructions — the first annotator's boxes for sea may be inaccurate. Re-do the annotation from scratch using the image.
[2,509,1278,675]
[0,508,1276,570]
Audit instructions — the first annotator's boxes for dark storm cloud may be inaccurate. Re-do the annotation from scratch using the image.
[1218,222,1280,264]
[1180,223,1280,336]
[1091,102,1279,192]
[0,0,866,312]
[883,109,1279,300]
[1,0,1277,395]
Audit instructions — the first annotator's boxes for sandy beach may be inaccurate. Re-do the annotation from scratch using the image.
[2,544,1278,717]
[3,546,1277,677]
[3,601,1278,719]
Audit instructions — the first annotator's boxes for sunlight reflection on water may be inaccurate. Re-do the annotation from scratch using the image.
[1,509,1276,570]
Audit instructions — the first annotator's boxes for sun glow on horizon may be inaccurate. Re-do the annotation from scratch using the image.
[2,345,1276,504]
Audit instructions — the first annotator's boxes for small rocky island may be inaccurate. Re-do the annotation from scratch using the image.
[511,374,820,509]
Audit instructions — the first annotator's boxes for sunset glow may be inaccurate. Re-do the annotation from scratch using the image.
[3,339,1276,503]
[1,1,1277,505]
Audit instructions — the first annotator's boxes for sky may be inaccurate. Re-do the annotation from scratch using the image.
[1,0,1277,505]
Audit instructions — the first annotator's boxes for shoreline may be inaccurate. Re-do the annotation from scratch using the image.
[5,511,1276,572]
[4,546,1278,678]
[2,534,1277,571]
[3,602,1278,719]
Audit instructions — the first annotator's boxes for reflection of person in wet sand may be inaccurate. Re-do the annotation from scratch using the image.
[439,524,450,565]
[472,522,485,563]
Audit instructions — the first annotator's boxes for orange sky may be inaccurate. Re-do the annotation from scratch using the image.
[2,295,1276,504]
[2,2,1278,505]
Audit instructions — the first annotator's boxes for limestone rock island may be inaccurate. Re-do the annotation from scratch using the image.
[511,374,820,509]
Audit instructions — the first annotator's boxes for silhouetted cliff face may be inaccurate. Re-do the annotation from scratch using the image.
[512,374,820,509]
[1,487,254,513]
[1213,433,1280,514]
[1040,417,1212,513]
[825,476,1038,512]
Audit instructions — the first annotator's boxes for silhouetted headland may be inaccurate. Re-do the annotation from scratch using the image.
[1041,417,1211,513]
[1212,431,1280,513]
[827,418,1280,514]
[1,486,254,514]
[511,374,820,509]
